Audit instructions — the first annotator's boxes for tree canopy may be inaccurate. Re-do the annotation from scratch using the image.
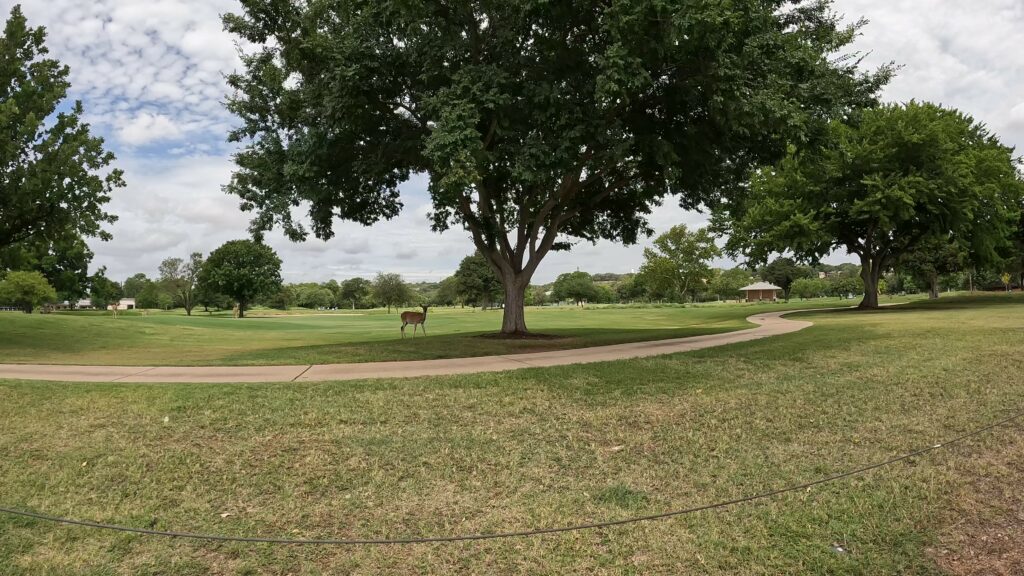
[340,277,373,309]
[759,258,810,301]
[223,0,887,333]
[0,6,123,252]
[716,101,1024,308]
[636,224,719,302]
[371,273,412,313]
[453,252,501,308]
[0,270,55,313]
[88,267,122,310]
[200,240,282,317]
[551,271,598,306]
[159,253,204,315]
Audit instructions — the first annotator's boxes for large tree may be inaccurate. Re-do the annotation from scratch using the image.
[0,6,124,251]
[200,240,282,318]
[222,0,887,334]
[716,102,1024,308]
[636,224,720,302]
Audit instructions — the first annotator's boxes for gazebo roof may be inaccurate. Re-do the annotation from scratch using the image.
[740,282,783,291]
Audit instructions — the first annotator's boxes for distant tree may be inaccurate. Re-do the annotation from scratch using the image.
[710,267,755,301]
[135,282,163,310]
[122,273,151,299]
[194,273,229,313]
[1001,272,1012,292]
[339,277,373,310]
[223,0,887,334]
[0,7,124,252]
[156,252,204,315]
[530,285,549,307]
[635,257,680,301]
[790,277,829,300]
[0,270,56,313]
[594,284,616,304]
[718,102,1024,309]
[551,271,598,306]
[323,279,341,304]
[900,237,964,299]
[200,240,282,318]
[307,287,335,309]
[637,225,721,302]
[828,274,864,298]
[371,273,412,314]
[265,286,295,310]
[434,276,460,307]
[614,275,645,303]
[88,267,122,311]
[758,258,810,302]
[454,252,502,309]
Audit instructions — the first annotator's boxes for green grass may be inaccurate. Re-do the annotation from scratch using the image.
[1,293,1022,574]
[0,298,886,366]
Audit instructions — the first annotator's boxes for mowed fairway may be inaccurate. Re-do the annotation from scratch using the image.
[1,294,1022,574]
[0,300,867,366]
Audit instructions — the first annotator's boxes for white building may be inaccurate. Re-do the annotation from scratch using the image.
[109,298,136,311]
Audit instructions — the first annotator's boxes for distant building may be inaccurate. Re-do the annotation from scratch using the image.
[740,282,782,302]
[75,299,94,309]
[109,298,136,311]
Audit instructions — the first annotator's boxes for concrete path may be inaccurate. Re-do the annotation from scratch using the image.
[0,310,814,383]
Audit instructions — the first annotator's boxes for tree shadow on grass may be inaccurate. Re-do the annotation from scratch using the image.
[220,326,745,365]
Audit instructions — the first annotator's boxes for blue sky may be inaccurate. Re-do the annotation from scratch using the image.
[8,0,1024,283]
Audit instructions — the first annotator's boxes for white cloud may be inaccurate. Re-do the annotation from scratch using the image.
[117,112,184,145]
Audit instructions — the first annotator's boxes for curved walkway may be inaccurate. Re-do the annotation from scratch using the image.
[0,310,814,383]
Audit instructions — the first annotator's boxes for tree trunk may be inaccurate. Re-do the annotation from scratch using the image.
[857,254,883,309]
[500,277,529,334]
[928,274,940,299]
[238,300,246,318]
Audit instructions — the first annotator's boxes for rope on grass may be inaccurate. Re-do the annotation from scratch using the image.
[2,409,1022,545]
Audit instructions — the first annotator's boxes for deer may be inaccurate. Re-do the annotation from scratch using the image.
[400,305,429,338]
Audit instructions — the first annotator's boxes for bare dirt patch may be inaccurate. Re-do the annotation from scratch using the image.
[930,428,1024,575]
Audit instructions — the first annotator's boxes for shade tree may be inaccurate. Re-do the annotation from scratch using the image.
[200,240,282,318]
[0,7,124,252]
[222,0,888,334]
[717,102,1024,308]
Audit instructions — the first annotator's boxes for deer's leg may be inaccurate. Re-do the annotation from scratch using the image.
[421,323,426,336]
[401,323,406,338]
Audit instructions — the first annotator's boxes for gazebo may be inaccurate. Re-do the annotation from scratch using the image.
[740,282,782,302]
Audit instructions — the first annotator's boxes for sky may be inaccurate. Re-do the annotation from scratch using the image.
[6,0,1024,284]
